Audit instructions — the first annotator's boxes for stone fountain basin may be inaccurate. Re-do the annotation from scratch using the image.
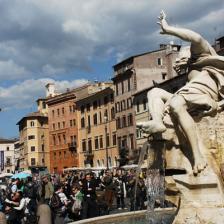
[71,207,176,224]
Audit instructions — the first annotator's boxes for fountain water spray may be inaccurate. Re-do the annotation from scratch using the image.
[135,136,166,224]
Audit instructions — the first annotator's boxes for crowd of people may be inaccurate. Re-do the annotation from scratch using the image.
[0,168,150,224]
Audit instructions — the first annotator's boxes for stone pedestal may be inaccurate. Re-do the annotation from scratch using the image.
[173,170,224,206]
[172,169,224,223]
[174,207,224,224]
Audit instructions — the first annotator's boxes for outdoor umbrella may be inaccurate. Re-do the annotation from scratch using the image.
[11,172,31,179]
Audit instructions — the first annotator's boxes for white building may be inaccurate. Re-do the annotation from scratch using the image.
[0,138,17,173]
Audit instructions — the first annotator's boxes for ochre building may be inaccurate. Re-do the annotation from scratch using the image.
[76,83,119,168]
[17,111,50,171]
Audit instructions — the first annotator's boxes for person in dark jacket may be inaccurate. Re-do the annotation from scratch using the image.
[114,170,126,209]
[102,170,115,210]
[135,178,147,210]
[23,177,39,223]
[81,173,98,219]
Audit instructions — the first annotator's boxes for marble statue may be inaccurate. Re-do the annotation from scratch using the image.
[138,11,224,175]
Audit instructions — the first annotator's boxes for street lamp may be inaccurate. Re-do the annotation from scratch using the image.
[104,115,109,170]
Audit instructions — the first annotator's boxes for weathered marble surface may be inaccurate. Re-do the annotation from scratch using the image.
[162,111,224,175]
[174,207,224,224]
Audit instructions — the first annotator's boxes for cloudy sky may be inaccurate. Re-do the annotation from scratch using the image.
[0,0,223,138]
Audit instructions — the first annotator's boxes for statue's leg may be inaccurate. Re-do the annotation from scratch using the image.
[169,95,207,175]
[196,128,207,167]
[137,88,173,134]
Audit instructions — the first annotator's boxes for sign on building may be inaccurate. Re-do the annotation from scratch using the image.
[0,151,4,171]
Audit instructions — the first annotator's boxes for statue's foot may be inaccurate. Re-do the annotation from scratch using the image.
[137,121,166,134]
[193,158,207,176]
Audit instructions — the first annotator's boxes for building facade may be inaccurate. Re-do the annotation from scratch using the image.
[0,138,17,173]
[76,85,118,168]
[46,91,79,173]
[214,36,224,56]
[112,44,181,164]
[46,82,106,173]
[17,112,50,171]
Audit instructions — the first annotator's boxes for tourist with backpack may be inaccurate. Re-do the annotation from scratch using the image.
[68,185,83,220]
[50,184,70,224]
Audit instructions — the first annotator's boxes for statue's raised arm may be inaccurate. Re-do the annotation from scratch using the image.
[157,10,212,56]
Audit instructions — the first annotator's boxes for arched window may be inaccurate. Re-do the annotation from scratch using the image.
[111,107,115,119]
[30,121,35,127]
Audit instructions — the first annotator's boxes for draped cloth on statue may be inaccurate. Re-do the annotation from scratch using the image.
[204,66,224,99]
[173,40,224,111]
[190,41,224,99]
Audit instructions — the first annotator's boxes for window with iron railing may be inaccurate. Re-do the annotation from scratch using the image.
[93,113,97,125]
[95,137,99,150]
[116,117,121,129]
[88,139,92,152]
[81,117,85,128]
[122,116,127,127]
[111,107,115,119]
[31,158,36,166]
[128,114,133,126]
[28,135,35,140]
[99,136,103,148]
[82,140,86,152]
[106,134,110,147]
[112,133,117,146]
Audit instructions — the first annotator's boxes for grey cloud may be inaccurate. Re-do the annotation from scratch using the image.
[0,0,222,81]
[0,78,88,110]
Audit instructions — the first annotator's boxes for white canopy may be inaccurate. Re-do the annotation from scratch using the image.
[0,173,13,178]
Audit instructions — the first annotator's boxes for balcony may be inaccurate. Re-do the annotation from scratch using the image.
[5,162,12,167]
[84,150,94,158]
[68,142,77,153]
[84,151,94,166]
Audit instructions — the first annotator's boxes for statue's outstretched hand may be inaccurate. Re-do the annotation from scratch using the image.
[157,10,169,34]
